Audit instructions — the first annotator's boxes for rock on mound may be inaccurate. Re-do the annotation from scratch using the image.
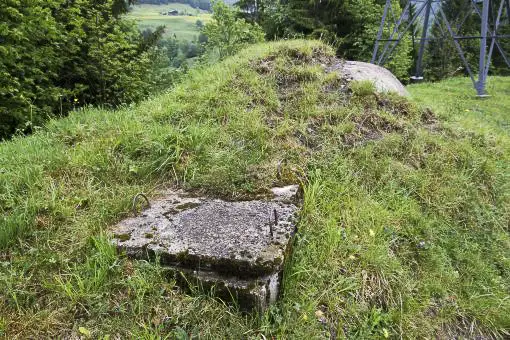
[336,61,409,97]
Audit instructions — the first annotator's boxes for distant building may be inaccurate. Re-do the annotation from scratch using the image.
[167,10,178,16]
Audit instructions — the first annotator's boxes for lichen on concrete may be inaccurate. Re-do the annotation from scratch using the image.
[112,185,300,311]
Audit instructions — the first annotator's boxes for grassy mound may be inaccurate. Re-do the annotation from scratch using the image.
[1,40,509,338]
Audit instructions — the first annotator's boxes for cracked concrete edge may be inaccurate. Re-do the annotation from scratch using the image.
[170,267,281,312]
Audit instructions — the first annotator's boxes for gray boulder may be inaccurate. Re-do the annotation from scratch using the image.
[329,60,409,97]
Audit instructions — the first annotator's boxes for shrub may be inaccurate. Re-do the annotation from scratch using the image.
[203,2,265,59]
[0,0,163,140]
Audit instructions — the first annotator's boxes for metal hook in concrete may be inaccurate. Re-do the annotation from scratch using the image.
[132,193,150,217]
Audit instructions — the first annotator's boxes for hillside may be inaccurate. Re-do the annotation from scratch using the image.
[1,40,509,338]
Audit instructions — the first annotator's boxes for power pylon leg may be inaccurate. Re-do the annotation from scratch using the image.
[372,0,391,64]
[413,0,432,81]
[477,0,490,97]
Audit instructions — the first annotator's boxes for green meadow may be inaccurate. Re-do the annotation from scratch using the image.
[128,4,212,40]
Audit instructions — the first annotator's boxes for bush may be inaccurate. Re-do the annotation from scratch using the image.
[0,0,162,140]
[203,2,265,59]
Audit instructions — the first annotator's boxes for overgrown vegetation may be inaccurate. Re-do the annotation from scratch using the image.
[236,0,413,79]
[202,1,265,59]
[0,0,165,140]
[1,40,509,338]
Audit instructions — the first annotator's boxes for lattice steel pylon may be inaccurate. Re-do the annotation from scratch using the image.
[371,0,510,96]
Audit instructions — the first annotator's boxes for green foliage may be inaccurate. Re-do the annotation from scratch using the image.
[0,0,163,140]
[203,2,265,59]
[425,0,480,80]
[0,0,63,138]
[235,0,292,38]
[154,35,205,69]
[236,0,413,79]
[0,40,509,337]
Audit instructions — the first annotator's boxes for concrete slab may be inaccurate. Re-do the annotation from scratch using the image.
[112,185,300,311]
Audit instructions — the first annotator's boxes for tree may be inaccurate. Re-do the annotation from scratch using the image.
[236,0,293,39]
[425,0,479,80]
[0,0,63,137]
[203,2,265,59]
[0,0,163,139]
[490,1,510,75]
[236,0,413,79]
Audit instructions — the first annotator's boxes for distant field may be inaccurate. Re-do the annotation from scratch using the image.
[127,4,212,41]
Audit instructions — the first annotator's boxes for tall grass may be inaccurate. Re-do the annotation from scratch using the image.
[1,40,509,338]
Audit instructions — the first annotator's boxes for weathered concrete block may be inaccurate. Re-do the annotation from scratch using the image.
[173,268,280,312]
[112,185,300,311]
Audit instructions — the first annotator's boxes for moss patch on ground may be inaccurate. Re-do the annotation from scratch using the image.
[1,40,509,338]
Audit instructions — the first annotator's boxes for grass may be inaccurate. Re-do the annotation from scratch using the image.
[1,40,509,338]
[128,4,212,41]
[409,77,510,136]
